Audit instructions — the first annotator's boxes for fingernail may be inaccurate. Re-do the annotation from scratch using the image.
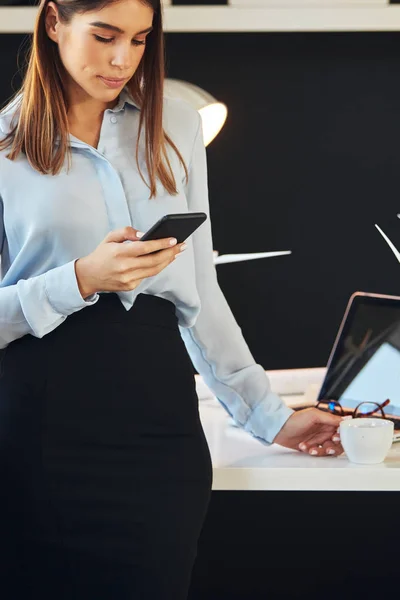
[170,238,177,246]
[310,449,318,456]
[136,231,144,238]
[299,443,307,451]
[332,436,340,443]
[326,448,336,455]
[180,243,187,252]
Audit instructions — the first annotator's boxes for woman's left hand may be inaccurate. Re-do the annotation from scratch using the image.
[273,408,344,457]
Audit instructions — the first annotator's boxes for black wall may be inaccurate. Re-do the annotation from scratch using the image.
[2,31,400,369]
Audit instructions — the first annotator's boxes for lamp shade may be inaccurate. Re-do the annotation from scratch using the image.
[164,78,228,146]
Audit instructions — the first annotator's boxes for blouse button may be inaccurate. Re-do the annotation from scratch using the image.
[110,116,118,124]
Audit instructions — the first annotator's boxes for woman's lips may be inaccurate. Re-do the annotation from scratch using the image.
[98,76,127,89]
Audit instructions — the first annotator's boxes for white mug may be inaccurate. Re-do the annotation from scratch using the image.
[340,418,394,464]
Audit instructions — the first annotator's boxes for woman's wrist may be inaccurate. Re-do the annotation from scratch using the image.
[74,257,96,299]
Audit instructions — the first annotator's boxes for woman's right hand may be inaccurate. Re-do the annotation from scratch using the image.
[75,226,186,298]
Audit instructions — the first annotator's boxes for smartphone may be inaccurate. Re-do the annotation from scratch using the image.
[140,212,207,244]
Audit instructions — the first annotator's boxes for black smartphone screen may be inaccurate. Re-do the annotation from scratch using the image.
[140,213,207,244]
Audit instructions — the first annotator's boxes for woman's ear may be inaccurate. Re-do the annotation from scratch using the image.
[45,1,61,44]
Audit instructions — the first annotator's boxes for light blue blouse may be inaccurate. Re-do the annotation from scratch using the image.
[0,87,293,444]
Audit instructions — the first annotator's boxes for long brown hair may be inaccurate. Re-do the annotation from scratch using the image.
[0,0,188,198]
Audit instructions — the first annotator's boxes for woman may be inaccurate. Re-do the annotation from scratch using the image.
[0,0,343,598]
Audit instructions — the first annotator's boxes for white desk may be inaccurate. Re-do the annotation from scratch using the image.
[196,368,400,492]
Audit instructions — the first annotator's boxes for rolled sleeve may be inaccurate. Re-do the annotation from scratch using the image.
[180,111,292,446]
[2,261,99,346]
[44,259,99,314]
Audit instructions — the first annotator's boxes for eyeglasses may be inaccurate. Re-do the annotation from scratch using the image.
[316,398,391,419]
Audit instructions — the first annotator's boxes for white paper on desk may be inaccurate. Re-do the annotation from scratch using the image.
[214,251,291,265]
[266,367,326,395]
[375,224,400,263]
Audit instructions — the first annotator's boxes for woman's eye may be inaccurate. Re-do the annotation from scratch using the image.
[94,35,113,44]
[94,35,146,46]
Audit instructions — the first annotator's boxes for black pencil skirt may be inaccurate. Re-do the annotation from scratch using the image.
[0,293,212,599]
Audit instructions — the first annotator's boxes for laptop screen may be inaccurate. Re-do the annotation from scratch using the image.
[317,294,400,416]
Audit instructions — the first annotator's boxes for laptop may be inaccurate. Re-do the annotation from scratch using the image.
[315,291,400,431]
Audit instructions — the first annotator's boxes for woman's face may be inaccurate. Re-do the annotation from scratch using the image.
[45,0,154,105]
